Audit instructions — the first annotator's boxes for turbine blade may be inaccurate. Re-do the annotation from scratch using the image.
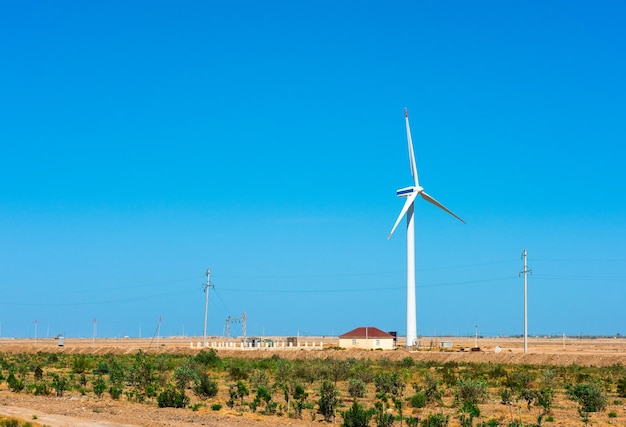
[388,192,417,239]
[405,108,419,187]
[420,191,466,224]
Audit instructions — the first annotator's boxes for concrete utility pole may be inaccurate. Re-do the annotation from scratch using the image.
[203,268,214,348]
[519,249,532,354]
[93,318,97,346]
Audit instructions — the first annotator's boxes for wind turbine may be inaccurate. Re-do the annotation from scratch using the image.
[388,108,465,349]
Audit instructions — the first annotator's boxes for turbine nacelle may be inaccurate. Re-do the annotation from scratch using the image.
[396,185,423,198]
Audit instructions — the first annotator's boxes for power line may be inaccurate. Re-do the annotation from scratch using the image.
[215,276,516,294]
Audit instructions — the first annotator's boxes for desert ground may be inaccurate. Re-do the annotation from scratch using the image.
[0,336,625,426]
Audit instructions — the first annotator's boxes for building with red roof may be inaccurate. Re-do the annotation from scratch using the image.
[339,326,395,350]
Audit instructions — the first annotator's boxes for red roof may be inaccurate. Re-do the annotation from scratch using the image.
[339,327,393,339]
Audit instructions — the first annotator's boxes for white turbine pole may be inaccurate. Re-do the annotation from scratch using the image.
[406,204,417,348]
[203,268,214,348]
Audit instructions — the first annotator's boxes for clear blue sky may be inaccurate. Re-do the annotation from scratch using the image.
[1,1,625,339]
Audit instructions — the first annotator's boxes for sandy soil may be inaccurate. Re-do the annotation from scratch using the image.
[1,336,625,426]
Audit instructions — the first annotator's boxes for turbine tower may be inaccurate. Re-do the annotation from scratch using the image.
[388,108,466,349]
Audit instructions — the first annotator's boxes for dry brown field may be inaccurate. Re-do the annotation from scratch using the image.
[1,336,625,426]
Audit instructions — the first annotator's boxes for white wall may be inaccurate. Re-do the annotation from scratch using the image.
[339,337,394,350]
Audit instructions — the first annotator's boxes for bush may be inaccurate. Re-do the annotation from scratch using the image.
[421,413,449,427]
[342,399,372,427]
[52,374,69,397]
[7,373,25,393]
[400,357,416,368]
[318,381,339,422]
[348,378,367,398]
[93,376,106,397]
[455,379,488,405]
[229,365,249,381]
[211,403,222,411]
[195,349,221,367]
[374,372,404,398]
[567,382,607,412]
[410,392,427,408]
[109,386,123,400]
[193,372,219,398]
[500,388,513,405]
[157,386,190,408]
[617,377,626,398]
[32,382,51,396]
[72,355,90,374]
[373,400,394,427]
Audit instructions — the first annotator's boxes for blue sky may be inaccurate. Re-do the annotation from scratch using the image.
[1,1,625,339]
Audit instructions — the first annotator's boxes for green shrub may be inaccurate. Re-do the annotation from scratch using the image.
[608,411,617,418]
[374,372,404,398]
[455,379,488,405]
[373,400,394,427]
[229,365,249,381]
[72,355,90,374]
[617,377,626,398]
[211,403,222,411]
[318,381,339,422]
[410,392,427,408]
[195,349,221,367]
[93,376,106,397]
[348,378,367,398]
[157,386,189,408]
[193,372,219,398]
[567,382,607,412]
[109,386,123,400]
[342,399,372,427]
[400,357,416,368]
[500,388,513,405]
[32,382,51,396]
[51,374,68,397]
[421,413,449,427]
[7,373,25,393]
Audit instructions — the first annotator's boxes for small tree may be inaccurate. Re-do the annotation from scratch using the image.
[616,377,626,398]
[193,372,219,398]
[173,363,198,392]
[342,400,372,427]
[455,379,488,406]
[318,380,339,422]
[567,382,607,413]
[7,372,25,393]
[422,413,450,427]
[458,400,481,427]
[51,373,68,397]
[373,400,395,427]
[349,378,367,398]
[291,384,308,419]
[93,376,106,397]
[157,385,189,408]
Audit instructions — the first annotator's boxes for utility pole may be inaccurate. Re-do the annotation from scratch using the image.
[474,325,478,348]
[203,268,214,348]
[157,316,162,347]
[93,318,97,346]
[519,249,532,354]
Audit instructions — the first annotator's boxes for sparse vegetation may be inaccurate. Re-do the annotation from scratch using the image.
[0,345,625,426]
